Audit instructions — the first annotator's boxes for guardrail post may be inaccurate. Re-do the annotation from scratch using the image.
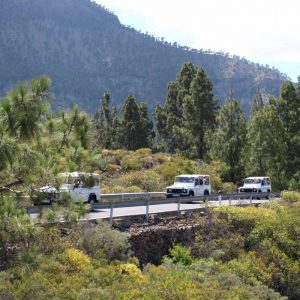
[250,194,253,205]
[205,197,208,208]
[109,203,114,224]
[145,197,150,221]
[229,196,232,206]
[218,194,222,206]
[177,198,181,217]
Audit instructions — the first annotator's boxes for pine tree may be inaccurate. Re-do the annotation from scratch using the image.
[155,62,217,157]
[270,81,300,178]
[210,92,247,182]
[120,95,153,150]
[183,68,217,159]
[0,76,51,140]
[245,105,288,188]
[156,81,181,152]
[138,102,154,148]
[251,88,264,115]
[93,91,118,149]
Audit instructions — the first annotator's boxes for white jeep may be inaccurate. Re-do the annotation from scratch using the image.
[166,174,211,198]
[238,176,271,194]
[37,172,101,204]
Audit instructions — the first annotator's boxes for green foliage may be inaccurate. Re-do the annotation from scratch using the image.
[121,154,143,171]
[251,88,264,115]
[0,128,18,171]
[60,248,91,271]
[120,95,154,150]
[40,199,90,226]
[155,156,196,184]
[270,81,300,180]
[0,196,39,267]
[0,76,50,141]
[168,244,193,266]
[156,63,217,159]
[245,104,288,189]
[183,67,218,159]
[281,191,300,203]
[78,221,131,261]
[210,94,247,183]
[119,170,164,192]
[222,182,237,194]
[93,91,122,150]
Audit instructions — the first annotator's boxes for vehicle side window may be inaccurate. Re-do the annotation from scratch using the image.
[199,178,203,185]
[204,179,209,185]
[195,179,199,185]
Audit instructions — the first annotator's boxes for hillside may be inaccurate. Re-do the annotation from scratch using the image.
[0,0,288,113]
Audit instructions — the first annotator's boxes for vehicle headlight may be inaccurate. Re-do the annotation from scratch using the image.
[182,189,187,193]
[253,188,257,192]
[240,188,244,192]
[167,188,172,193]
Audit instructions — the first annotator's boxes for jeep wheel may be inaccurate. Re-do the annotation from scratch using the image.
[88,195,97,204]
[257,190,262,200]
[189,191,194,197]
[204,190,209,196]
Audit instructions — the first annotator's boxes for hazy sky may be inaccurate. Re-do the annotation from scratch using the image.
[94,0,300,81]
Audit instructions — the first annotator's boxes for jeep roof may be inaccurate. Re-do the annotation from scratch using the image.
[176,174,210,178]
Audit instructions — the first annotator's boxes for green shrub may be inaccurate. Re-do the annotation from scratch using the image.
[122,154,142,171]
[34,226,79,255]
[168,244,193,266]
[221,182,237,194]
[155,156,195,184]
[154,152,170,164]
[101,185,143,194]
[78,222,131,261]
[281,191,300,203]
[60,248,91,271]
[135,148,152,156]
[106,163,120,173]
[119,170,165,192]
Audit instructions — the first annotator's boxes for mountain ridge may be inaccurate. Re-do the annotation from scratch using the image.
[0,0,288,113]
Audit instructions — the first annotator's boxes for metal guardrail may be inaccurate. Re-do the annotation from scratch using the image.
[28,192,277,222]
[95,191,272,207]
[100,192,165,200]
[92,192,274,223]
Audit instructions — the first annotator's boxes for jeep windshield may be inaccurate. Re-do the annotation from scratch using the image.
[244,178,261,184]
[175,177,195,183]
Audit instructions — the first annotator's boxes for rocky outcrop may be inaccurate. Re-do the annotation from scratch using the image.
[126,214,203,266]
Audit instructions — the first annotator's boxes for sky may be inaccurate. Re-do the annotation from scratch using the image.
[94,0,300,81]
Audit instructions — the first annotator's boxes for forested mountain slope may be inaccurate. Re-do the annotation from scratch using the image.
[0,0,287,112]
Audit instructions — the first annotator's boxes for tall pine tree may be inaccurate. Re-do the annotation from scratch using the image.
[121,95,153,150]
[245,104,288,189]
[251,88,264,115]
[183,68,217,159]
[156,62,217,158]
[210,92,246,182]
[270,81,300,178]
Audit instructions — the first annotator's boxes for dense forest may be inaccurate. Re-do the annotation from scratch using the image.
[0,0,288,114]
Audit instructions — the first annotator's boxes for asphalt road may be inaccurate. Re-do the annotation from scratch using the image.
[29,198,267,221]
